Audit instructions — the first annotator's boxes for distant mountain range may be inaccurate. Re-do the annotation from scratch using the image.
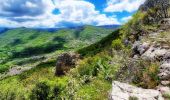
[0,25,120,34]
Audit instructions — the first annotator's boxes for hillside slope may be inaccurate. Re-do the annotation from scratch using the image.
[0,25,115,77]
[0,0,170,99]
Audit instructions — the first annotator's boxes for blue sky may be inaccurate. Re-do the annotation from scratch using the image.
[0,0,145,28]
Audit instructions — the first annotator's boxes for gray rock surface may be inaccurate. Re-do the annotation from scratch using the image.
[159,62,170,80]
[132,41,150,56]
[110,81,164,100]
[141,46,168,61]
[133,41,170,83]
[157,86,170,96]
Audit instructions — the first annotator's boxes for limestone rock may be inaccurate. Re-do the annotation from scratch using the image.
[109,81,163,100]
[132,41,150,56]
[159,18,170,25]
[142,46,169,61]
[157,86,170,96]
[161,81,170,86]
[158,62,170,80]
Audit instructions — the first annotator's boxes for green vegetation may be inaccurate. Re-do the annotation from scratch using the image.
[1,0,170,99]
[0,25,119,99]
[111,39,124,50]
[0,10,162,99]
[78,29,120,56]
[162,93,170,99]
[0,61,68,99]
[0,30,129,99]
[0,26,114,73]
[129,96,138,100]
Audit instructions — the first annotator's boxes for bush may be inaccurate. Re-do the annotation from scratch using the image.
[162,93,170,99]
[111,39,124,50]
[116,59,160,89]
[30,82,50,100]
[0,65,9,73]
[141,63,159,88]
[75,57,99,77]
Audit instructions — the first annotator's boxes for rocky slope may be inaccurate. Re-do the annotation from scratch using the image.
[109,0,170,99]
[110,81,163,100]
[131,20,170,98]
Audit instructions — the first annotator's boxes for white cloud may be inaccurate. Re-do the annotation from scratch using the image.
[0,0,120,28]
[121,16,132,22]
[104,0,146,13]
[53,0,120,26]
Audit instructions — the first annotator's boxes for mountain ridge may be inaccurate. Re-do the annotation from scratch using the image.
[0,25,120,34]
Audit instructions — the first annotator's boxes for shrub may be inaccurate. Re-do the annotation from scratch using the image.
[50,85,62,100]
[111,39,124,50]
[162,93,170,99]
[116,59,160,89]
[30,82,50,100]
[137,61,159,88]
[72,57,99,81]
[0,65,9,73]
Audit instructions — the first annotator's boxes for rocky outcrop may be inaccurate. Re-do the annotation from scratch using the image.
[132,41,150,56]
[55,52,80,76]
[159,18,170,25]
[109,81,163,100]
[157,86,170,97]
[139,0,170,24]
[141,44,170,61]
[159,62,170,80]
[132,40,170,83]
[131,28,170,99]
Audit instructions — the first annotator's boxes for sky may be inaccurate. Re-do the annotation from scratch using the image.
[0,0,146,28]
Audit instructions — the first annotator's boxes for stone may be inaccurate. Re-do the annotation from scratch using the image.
[132,41,150,56]
[163,52,170,60]
[109,81,163,100]
[55,52,80,76]
[157,86,170,95]
[159,18,170,25]
[161,81,170,86]
[138,42,150,55]
[158,62,170,80]
[142,46,168,61]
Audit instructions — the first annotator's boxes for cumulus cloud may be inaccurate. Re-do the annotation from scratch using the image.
[54,0,120,27]
[0,0,54,17]
[0,0,120,28]
[104,0,146,13]
[121,16,132,22]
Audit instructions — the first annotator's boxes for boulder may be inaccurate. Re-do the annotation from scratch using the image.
[158,62,170,80]
[55,52,80,76]
[159,18,170,25]
[161,81,170,86]
[157,86,170,96]
[141,46,169,61]
[132,41,150,56]
[109,81,163,100]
